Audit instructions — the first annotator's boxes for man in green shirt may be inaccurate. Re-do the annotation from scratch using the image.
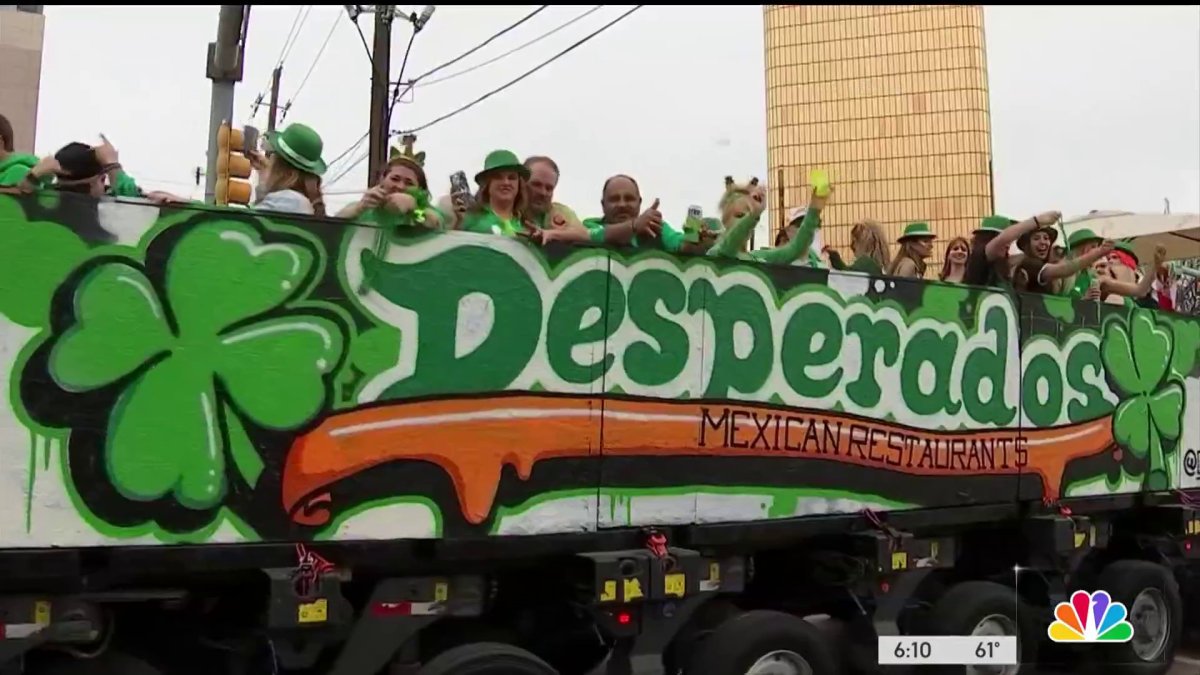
[583,174,685,252]
[0,114,39,188]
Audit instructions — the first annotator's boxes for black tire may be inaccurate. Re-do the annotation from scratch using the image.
[685,610,838,675]
[925,581,1039,674]
[664,598,742,673]
[1084,560,1183,675]
[418,642,558,675]
[26,651,164,675]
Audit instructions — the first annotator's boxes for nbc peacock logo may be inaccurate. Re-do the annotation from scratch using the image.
[1047,590,1134,642]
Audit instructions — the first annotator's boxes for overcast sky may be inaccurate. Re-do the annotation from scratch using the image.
[32,5,1200,234]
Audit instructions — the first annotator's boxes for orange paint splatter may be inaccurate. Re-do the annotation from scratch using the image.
[280,395,1115,527]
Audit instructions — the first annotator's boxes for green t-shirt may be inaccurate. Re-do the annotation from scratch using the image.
[461,207,524,237]
[583,217,684,252]
[356,204,448,229]
[0,153,40,188]
[706,208,823,266]
[1065,268,1092,298]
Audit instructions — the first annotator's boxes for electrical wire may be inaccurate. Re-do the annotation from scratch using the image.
[330,6,549,186]
[396,5,643,135]
[411,6,549,85]
[249,5,311,121]
[327,6,642,186]
[285,10,342,111]
[414,5,605,88]
[278,5,313,65]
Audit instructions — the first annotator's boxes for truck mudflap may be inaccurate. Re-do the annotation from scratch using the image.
[577,530,747,675]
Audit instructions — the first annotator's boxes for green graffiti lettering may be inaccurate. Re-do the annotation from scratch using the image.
[844,314,900,408]
[367,246,541,397]
[900,330,962,416]
[1023,353,1063,427]
[961,306,1016,426]
[781,303,844,399]
[547,270,624,384]
[623,270,690,387]
[692,281,773,397]
[1065,341,1113,422]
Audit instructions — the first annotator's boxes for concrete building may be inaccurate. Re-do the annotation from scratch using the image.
[763,5,993,273]
[0,5,45,154]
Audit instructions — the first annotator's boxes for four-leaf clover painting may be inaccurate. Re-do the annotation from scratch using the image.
[1101,309,1186,491]
[25,217,348,525]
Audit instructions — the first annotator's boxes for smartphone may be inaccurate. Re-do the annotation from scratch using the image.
[683,205,704,244]
[449,170,473,211]
[242,125,260,156]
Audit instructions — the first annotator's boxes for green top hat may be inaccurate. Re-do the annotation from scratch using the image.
[898,221,936,241]
[1066,227,1103,251]
[475,149,529,185]
[975,215,1016,235]
[265,123,327,176]
[1112,239,1140,265]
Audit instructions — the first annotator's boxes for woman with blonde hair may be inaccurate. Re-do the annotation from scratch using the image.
[461,149,532,237]
[887,222,937,278]
[825,219,891,275]
[939,236,970,283]
[707,176,830,265]
[252,123,328,217]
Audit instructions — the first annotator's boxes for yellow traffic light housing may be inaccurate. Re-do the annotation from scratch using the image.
[215,123,254,206]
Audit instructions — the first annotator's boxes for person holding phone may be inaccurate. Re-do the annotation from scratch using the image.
[336,139,445,229]
[460,149,534,238]
[247,123,328,217]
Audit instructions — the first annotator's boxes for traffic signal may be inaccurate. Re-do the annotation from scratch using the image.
[215,122,256,206]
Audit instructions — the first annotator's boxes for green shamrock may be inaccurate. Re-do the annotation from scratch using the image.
[1101,310,1184,491]
[0,195,90,328]
[44,219,346,510]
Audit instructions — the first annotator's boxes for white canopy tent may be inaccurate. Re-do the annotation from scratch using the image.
[1060,211,1200,263]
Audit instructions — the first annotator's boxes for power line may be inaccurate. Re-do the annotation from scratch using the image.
[396,5,643,135]
[281,10,342,121]
[327,6,555,187]
[415,6,605,88]
[409,6,549,85]
[278,5,313,65]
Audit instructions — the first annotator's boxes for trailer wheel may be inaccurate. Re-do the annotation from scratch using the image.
[926,581,1038,675]
[685,610,837,675]
[1085,560,1182,674]
[418,642,558,675]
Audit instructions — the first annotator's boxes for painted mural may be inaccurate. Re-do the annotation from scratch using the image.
[0,192,1197,547]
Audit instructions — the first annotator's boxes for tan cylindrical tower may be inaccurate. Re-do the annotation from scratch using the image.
[764,5,993,273]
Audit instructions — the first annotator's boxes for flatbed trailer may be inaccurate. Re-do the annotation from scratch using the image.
[0,192,1197,675]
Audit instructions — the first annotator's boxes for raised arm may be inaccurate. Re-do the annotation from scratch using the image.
[1041,240,1114,282]
[706,211,760,259]
[985,211,1061,260]
[1100,246,1165,298]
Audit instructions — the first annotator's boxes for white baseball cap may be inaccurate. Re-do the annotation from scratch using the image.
[787,206,807,224]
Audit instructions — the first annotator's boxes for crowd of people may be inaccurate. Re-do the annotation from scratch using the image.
[2,115,1197,312]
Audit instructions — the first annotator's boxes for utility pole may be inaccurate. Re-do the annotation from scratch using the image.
[367,5,395,186]
[205,5,248,204]
[267,65,283,134]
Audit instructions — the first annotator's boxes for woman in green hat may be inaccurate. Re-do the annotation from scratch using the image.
[1058,228,1106,298]
[980,211,1114,294]
[460,149,532,237]
[887,222,937,278]
[252,123,328,217]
